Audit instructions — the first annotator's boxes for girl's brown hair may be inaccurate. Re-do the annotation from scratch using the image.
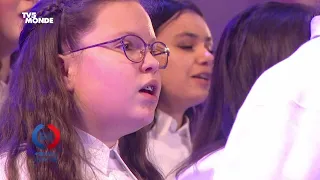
[0,0,163,179]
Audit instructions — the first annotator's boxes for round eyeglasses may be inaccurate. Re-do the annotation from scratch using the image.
[62,34,170,69]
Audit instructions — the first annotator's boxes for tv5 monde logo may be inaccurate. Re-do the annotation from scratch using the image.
[21,12,54,24]
[32,124,61,163]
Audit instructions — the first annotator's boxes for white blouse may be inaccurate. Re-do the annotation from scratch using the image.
[148,110,192,180]
[214,32,320,179]
[0,128,137,180]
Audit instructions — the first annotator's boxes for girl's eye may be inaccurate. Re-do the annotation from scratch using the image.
[116,42,135,51]
[178,45,194,51]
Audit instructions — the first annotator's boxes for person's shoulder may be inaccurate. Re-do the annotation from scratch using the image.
[289,37,320,109]
[177,149,224,180]
[244,38,320,106]
[263,37,320,82]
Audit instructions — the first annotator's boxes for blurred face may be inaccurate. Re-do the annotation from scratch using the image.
[156,11,214,109]
[62,1,161,135]
[0,0,36,46]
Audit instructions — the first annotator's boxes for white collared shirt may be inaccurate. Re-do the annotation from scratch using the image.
[148,110,192,180]
[0,128,137,180]
[213,32,320,179]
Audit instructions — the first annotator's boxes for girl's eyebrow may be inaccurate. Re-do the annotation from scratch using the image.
[108,31,156,44]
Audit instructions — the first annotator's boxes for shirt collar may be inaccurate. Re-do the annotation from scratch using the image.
[75,128,118,151]
[75,128,137,180]
[153,110,191,138]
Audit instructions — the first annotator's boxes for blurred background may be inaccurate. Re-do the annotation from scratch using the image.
[194,0,320,47]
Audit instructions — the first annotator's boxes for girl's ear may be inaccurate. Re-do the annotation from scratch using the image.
[58,54,77,91]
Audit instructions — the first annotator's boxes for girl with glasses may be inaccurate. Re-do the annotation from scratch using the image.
[0,0,169,179]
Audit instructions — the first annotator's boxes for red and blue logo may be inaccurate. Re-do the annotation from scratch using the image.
[32,124,60,150]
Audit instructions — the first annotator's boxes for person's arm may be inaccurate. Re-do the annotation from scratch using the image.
[214,62,320,179]
[281,102,320,179]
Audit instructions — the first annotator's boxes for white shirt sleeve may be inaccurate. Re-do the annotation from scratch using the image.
[214,38,320,180]
[214,102,300,180]
[281,107,320,179]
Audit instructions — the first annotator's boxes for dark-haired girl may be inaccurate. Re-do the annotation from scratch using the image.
[141,0,214,179]
[177,2,317,179]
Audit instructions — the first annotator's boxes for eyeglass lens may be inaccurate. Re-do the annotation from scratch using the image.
[122,35,168,68]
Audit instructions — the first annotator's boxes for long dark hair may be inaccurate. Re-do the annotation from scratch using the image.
[141,0,205,135]
[177,1,317,175]
[142,0,203,32]
[0,0,163,179]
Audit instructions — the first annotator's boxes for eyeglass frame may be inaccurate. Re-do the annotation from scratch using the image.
[62,34,170,69]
